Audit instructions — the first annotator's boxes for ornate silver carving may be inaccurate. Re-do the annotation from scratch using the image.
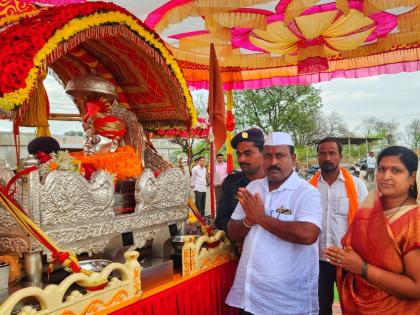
[83,128,101,155]
[0,237,29,252]
[40,171,115,226]
[47,222,115,243]
[0,164,190,256]
[0,162,22,206]
[0,212,21,232]
[135,168,190,212]
[0,161,15,187]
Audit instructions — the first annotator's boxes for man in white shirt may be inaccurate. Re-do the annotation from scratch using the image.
[366,151,376,182]
[190,156,207,217]
[226,132,322,315]
[312,138,368,315]
[214,153,228,206]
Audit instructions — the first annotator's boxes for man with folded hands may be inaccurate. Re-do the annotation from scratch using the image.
[225,131,322,315]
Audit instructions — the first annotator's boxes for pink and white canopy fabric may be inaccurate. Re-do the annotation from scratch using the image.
[25,1,420,89]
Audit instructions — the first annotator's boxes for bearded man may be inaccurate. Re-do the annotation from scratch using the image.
[310,137,368,315]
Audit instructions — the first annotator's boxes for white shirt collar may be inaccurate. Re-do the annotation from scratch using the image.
[320,169,345,184]
[262,171,300,193]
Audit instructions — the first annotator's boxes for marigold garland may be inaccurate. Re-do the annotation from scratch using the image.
[0,2,197,126]
[70,145,142,181]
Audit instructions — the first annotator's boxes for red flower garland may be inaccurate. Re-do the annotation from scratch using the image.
[0,2,150,95]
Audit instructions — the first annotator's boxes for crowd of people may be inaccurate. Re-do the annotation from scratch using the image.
[23,130,420,314]
[192,128,419,315]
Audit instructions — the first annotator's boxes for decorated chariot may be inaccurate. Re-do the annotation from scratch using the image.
[0,2,235,314]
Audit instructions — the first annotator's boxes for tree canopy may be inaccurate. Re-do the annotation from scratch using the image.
[356,117,398,145]
[233,86,324,147]
[404,118,420,149]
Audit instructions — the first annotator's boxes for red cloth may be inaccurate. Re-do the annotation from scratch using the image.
[111,261,239,315]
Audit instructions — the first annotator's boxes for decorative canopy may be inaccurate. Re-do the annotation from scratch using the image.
[3,1,420,93]
[0,1,197,129]
[140,0,420,90]
[35,0,418,90]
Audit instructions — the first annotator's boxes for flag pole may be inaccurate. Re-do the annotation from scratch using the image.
[209,138,216,218]
[207,43,226,219]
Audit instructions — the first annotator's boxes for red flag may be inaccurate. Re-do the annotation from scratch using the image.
[207,43,226,152]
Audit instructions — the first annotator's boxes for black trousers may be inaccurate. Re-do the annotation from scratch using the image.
[239,310,253,315]
[194,191,206,217]
[318,260,337,315]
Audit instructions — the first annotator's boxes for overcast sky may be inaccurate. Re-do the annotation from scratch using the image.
[314,72,420,133]
[0,71,419,139]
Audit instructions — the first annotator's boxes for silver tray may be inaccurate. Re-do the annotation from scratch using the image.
[65,259,112,273]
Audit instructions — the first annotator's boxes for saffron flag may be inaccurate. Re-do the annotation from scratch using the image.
[207,43,226,152]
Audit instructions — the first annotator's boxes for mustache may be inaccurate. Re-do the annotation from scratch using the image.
[321,162,334,167]
[239,163,251,168]
[268,166,281,172]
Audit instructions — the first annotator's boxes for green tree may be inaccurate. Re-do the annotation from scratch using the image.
[169,91,210,163]
[404,118,420,149]
[356,117,398,145]
[233,86,322,147]
[318,111,351,137]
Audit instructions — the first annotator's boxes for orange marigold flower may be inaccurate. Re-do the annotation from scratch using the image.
[69,145,142,181]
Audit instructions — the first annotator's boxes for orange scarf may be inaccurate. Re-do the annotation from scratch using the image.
[310,168,358,224]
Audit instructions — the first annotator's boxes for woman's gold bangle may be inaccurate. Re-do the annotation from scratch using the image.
[243,217,253,228]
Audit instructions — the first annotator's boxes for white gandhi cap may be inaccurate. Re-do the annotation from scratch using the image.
[264,132,294,146]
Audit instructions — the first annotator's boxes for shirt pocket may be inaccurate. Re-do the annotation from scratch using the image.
[336,197,349,216]
[268,209,295,222]
[277,213,295,222]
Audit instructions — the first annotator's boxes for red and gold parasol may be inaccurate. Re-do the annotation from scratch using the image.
[0,1,197,130]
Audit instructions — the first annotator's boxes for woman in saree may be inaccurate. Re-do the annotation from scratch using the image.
[325,146,420,314]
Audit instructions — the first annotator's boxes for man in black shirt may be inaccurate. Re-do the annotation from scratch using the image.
[215,128,265,231]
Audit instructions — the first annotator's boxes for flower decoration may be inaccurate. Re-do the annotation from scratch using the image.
[80,163,96,181]
[35,147,139,182]
[70,145,142,181]
[36,151,52,164]
[0,2,197,127]
[38,150,81,177]
[235,4,397,74]
[150,117,210,138]
[144,0,410,88]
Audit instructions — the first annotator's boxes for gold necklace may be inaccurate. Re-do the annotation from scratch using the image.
[386,196,410,222]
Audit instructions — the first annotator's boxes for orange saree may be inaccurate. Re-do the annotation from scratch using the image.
[338,193,420,314]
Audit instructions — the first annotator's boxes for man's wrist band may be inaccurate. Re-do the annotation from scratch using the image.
[243,217,253,228]
[361,261,368,279]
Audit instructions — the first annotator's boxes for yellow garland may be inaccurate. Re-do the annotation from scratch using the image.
[0,10,198,127]
[0,8,45,27]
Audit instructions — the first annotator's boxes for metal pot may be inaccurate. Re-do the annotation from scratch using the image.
[67,259,112,273]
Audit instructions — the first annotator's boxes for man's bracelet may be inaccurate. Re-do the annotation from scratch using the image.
[243,217,254,229]
[361,261,368,279]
